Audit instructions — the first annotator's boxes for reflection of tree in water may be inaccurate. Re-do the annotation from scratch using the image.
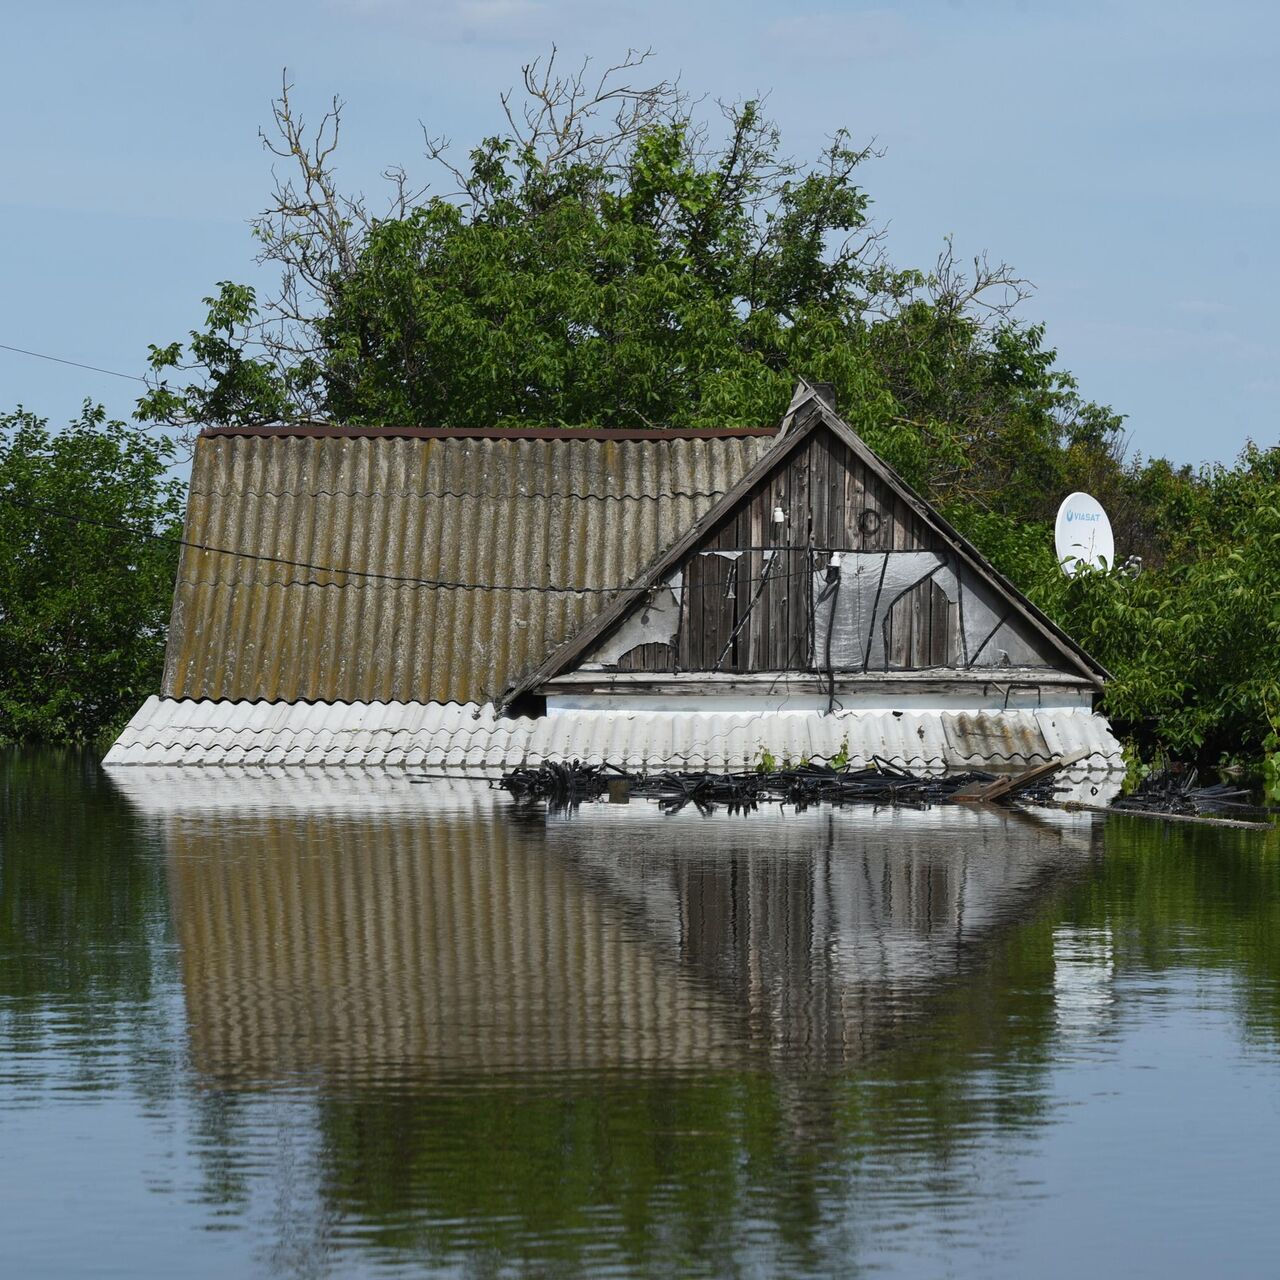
[0,749,183,1107]
[1054,819,1280,1041]
[0,749,162,1007]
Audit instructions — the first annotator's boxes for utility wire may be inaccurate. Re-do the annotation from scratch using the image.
[0,342,148,384]
[0,492,815,596]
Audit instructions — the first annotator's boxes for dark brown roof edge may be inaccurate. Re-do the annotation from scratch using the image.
[200,423,780,441]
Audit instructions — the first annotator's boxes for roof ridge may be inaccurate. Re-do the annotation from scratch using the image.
[200,424,780,441]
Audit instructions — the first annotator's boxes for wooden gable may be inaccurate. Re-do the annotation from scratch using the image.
[654,424,959,674]
[506,388,1107,704]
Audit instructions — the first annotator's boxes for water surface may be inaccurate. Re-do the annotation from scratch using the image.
[2,751,1279,1277]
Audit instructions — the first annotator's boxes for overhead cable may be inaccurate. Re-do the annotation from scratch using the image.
[0,342,148,384]
[0,492,814,596]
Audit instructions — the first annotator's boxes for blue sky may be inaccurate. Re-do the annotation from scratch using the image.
[1,0,1275,466]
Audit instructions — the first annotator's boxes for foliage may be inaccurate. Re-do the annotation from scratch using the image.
[1262,732,1280,804]
[954,444,1280,764]
[141,283,297,430]
[138,54,1123,519]
[0,405,184,744]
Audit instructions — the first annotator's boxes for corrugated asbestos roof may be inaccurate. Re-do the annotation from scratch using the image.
[163,432,776,705]
[106,697,1124,778]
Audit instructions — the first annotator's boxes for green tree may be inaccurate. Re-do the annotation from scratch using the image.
[0,404,184,743]
[962,443,1280,763]
[138,54,1123,519]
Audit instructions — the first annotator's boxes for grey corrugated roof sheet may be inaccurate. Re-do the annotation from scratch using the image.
[105,697,1124,778]
[163,430,777,706]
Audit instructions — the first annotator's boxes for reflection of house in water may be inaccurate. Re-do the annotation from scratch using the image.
[111,771,1101,1083]
[555,804,1101,1065]
[1052,925,1117,1036]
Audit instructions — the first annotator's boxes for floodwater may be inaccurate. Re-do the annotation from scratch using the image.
[2,752,1279,1279]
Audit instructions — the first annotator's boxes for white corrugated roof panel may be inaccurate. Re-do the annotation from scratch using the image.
[104,698,1124,776]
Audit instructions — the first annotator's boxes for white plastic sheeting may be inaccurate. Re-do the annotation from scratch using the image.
[811,552,1057,670]
[583,571,684,665]
[104,696,1124,776]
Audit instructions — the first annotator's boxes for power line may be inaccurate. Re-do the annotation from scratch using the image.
[0,342,148,384]
[0,492,815,596]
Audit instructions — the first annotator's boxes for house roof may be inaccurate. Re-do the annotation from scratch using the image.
[162,429,777,705]
[162,385,1107,708]
[106,696,1123,776]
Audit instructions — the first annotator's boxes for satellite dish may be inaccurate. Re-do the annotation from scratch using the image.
[1055,492,1115,575]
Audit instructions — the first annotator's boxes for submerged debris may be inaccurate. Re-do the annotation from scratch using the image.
[493,758,1277,830]
[1111,767,1272,821]
[497,760,625,809]
[496,759,1066,815]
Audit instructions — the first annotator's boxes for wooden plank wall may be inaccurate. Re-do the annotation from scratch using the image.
[619,431,957,674]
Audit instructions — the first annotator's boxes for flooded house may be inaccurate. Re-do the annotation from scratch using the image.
[105,382,1122,773]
